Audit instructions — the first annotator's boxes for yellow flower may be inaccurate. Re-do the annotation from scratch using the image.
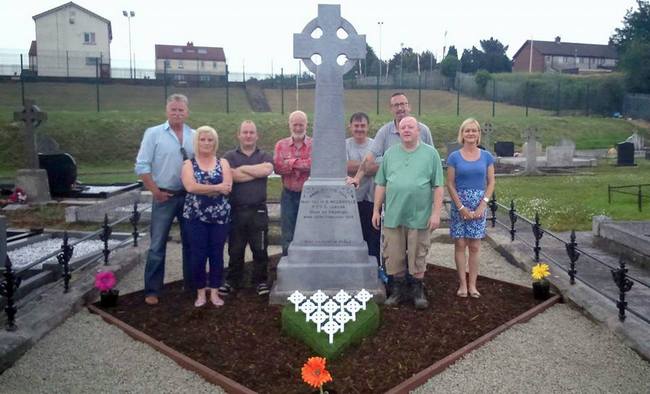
[531,263,550,281]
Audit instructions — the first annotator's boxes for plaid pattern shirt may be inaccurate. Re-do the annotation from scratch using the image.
[273,136,312,192]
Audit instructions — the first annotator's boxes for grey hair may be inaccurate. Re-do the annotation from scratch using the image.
[166,93,189,106]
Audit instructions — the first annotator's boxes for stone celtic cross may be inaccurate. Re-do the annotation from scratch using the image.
[522,126,540,174]
[13,100,47,169]
[293,4,366,179]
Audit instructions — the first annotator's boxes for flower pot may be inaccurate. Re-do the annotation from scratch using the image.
[100,289,119,307]
[532,280,550,300]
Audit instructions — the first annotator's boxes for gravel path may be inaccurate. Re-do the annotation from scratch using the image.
[1,233,648,393]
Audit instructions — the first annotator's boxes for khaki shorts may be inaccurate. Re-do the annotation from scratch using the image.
[382,226,431,276]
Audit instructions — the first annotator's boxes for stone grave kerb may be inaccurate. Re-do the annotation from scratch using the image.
[271,4,384,304]
[293,4,365,179]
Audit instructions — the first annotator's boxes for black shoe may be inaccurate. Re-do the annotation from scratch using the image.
[218,282,233,296]
[411,279,429,310]
[384,277,408,306]
[256,282,270,296]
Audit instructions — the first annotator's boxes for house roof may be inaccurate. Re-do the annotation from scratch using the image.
[155,43,226,62]
[28,41,37,56]
[33,2,112,40]
[513,39,619,60]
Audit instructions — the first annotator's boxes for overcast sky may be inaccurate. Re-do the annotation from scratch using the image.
[0,0,639,75]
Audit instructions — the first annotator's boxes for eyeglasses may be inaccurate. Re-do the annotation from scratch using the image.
[180,147,188,160]
[391,102,409,108]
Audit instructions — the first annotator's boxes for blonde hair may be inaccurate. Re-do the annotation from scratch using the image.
[194,125,219,156]
[457,118,481,144]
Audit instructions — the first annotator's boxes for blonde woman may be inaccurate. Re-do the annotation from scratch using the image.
[446,119,495,298]
[181,126,232,307]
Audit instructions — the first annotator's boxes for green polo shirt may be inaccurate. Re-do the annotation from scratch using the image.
[375,142,444,229]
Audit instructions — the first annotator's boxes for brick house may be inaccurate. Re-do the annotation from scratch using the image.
[155,42,226,84]
[512,37,618,74]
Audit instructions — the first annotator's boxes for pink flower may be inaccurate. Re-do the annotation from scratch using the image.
[95,271,116,292]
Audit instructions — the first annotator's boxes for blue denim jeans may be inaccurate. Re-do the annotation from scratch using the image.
[280,188,301,256]
[185,219,230,289]
[143,194,191,296]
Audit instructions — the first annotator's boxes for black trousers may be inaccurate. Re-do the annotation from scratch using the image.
[226,205,269,286]
[358,200,381,265]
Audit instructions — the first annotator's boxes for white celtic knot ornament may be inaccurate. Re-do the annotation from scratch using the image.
[287,289,373,344]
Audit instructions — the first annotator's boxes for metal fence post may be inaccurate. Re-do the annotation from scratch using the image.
[488,192,497,228]
[565,230,580,285]
[56,231,74,293]
[20,54,25,106]
[280,68,285,115]
[1,256,21,331]
[456,74,460,117]
[556,79,561,116]
[492,79,496,117]
[585,83,590,116]
[532,213,544,262]
[611,257,634,322]
[130,202,141,247]
[100,214,112,265]
[95,58,100,112]
[418,72,422,116]
[225,64,230,113]
[164,62,168,104]
[376,72,380,115]
[508,200,518,241]
[525,80,529,117]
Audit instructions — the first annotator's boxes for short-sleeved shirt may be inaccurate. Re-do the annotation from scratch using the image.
[446,149,495,190]
[273,136,312,192]
[369,120,434,162]
[346,137,374,202]
[224,147,273,207]
[134,121,195,191]
[375,143,444,229]
[182,158,231,224]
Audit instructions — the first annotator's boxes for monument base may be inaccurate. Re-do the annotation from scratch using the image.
[15,169,52,204]
[270,255,386,304]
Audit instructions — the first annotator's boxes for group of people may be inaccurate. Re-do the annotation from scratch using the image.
[135,92,494,310]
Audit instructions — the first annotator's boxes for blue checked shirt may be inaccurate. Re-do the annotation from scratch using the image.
[135,121,195,191]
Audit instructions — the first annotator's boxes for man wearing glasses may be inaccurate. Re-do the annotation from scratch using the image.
[348,92,433,187]
[135,93,195,305]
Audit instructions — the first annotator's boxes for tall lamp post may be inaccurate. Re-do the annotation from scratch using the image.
[122,10,135,79]
[377,21,383,79]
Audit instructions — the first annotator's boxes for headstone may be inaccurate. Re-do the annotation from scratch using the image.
[494,141,515,157]
[482,122,493,153]
[0,216,6,266]
[522,127,541,174]
[446,142,461,160]
[546,139,575,167]
[37,134,61,154]
[520,141,543,157]
[13,100,51,203]
[617,142,635,166]
[270,4,384,304]
[38,153,77,195]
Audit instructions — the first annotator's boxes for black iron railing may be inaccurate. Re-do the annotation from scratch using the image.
[487,194,649,324]
[1,202,150,331]
[608,183,650,212]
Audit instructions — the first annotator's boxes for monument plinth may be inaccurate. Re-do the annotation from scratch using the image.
[270,4,385,303]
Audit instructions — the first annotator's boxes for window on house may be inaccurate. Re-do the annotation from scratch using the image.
[200,75,210,81]
[200,60,205,68]
[173,48,183,53]
[83,32,96,44]
[174,74,185,81]
[198,49,207,54]
[178,60,184,69]
[85,57,99,65]
[213,61,218,68]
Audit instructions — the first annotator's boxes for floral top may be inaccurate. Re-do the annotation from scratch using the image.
[182,158,231,224]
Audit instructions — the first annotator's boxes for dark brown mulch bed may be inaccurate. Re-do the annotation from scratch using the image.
[97,258,544,394]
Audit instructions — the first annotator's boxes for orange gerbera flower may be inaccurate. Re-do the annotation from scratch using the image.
[301,357,333,389]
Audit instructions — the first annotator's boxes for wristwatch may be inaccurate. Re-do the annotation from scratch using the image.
[483,196,490,203]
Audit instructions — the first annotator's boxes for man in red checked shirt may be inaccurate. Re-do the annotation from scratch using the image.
[274,110,312,256]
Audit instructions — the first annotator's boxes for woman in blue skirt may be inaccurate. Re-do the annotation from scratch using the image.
[446,118,495,298]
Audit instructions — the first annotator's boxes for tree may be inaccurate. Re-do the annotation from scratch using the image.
[460,47,483,73]
[440,50,460,89]
[610,1,650,92]
[474,69,492,95]
[386,47,437,76]
[344,44,382,79]
[447,45,458,58]
[479,37,512,73]
[609,0,650,50]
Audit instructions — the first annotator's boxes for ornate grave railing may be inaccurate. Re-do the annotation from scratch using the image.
[487,194,649,325]
[1,202,150,331]
[608,183,650,212]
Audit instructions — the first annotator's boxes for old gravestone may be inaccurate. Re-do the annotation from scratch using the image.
[13,100,51,203]
[617,141,635,166]
[445,142,461,160]
[546,138,575,167]
[522,127,541,175]
[270,4,385,303]
[482,122,493,153]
